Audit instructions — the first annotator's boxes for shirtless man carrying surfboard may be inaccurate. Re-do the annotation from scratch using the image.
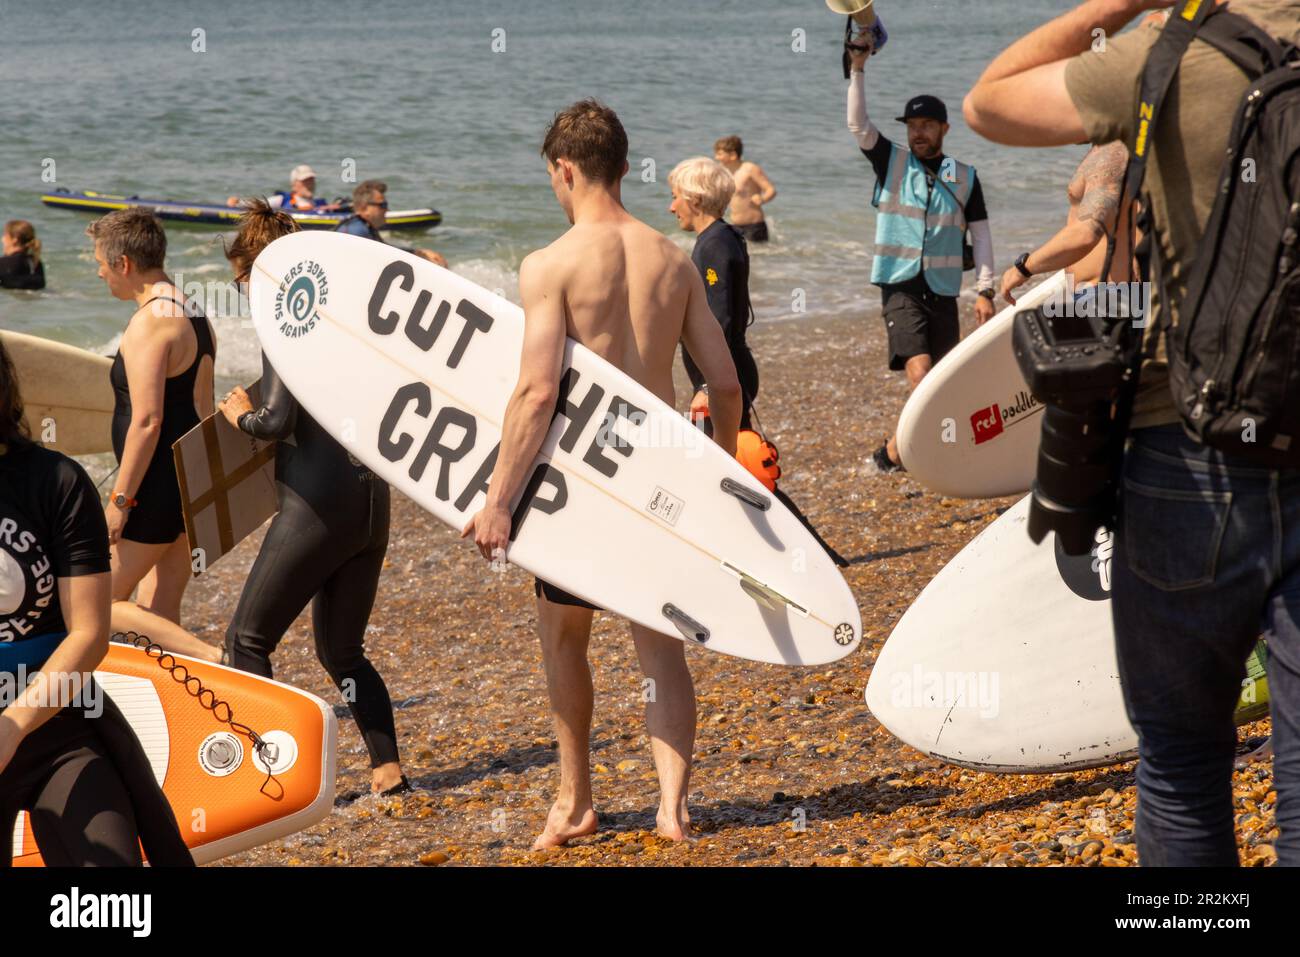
[462,99,743,848]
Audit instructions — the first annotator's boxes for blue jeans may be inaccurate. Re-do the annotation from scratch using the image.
[1113,425,1300,866]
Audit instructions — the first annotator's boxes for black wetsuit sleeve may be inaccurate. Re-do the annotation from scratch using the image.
[966,175,989,224]
[683,230,741,393]
[861,137,893,184]
[701,253,735,338]
[238,354,298,441]
[47,457,111,577]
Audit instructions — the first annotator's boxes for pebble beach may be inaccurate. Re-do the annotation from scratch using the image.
[166,305,1279,868]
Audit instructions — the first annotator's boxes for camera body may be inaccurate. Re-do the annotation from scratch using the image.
[1012,294,1141,556]
[1011,307,1128,408]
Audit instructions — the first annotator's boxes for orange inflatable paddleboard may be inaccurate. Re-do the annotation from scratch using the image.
[10,642,337,866]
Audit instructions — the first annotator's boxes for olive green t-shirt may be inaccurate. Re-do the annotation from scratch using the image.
[1064,1,1300,428]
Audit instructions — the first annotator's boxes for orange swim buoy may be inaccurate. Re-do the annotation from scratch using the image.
[689,407,781,491]
[736,429,781,491]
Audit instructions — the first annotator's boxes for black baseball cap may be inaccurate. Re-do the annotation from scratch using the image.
[896,95,948,124]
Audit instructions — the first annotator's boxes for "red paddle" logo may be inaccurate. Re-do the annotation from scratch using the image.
[970,404,1003,444]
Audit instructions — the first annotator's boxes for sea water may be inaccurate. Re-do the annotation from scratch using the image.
[1,0,1090,390]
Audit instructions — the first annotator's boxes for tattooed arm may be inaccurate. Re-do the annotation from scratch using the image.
[1000,143,1127,302]
[1067,142,1134,284]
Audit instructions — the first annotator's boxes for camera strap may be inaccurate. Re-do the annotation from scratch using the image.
[1101,0,1215,356]
[1096,2,1214,486]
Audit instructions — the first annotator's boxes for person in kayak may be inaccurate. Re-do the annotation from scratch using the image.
[712,136,777,244]
[0,220,45,291]
[668,156,759,429]
[226,164,340,211]
[217,200,410,800]
[0,339,193,867]
[336,179,447,266]
[88,209,220,661]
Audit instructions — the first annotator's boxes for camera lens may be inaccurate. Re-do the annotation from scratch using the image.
[1027,403,1119,555]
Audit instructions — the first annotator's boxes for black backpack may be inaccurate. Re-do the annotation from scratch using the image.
[1126,2,1300,464]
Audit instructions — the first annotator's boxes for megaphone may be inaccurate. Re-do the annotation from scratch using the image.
[827,0,877,28]
[828,0,888,78]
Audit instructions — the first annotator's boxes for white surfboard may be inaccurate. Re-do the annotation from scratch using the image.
[2,329,114,456]
[895,272,1068,499]
[864,496,1269,773]
[248,232,860,666]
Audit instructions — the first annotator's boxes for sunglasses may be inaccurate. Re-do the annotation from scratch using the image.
[366,200,389,209]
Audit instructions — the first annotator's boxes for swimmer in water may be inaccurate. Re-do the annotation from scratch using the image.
[713,136,777,244]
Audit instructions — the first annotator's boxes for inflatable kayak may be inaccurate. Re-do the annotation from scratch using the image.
[40,188,442,232]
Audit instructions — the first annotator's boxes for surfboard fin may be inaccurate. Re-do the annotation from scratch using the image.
[662,604,710,644]
[721,562,809,616]
[720,477,771,511]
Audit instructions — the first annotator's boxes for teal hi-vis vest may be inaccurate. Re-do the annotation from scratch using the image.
[871,142,974,298]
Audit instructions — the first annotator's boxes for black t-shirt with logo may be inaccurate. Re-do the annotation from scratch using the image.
[0,443,110,644]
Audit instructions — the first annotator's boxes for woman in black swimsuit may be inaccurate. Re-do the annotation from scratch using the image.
[217,201,409,798]
[88,209,220,661]
[0,338,192,867]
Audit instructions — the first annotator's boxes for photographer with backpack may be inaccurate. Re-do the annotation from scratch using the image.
[965,0,1300,866]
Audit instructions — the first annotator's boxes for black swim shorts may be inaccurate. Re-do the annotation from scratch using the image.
[534,578,601,611]
[881,283,960,371]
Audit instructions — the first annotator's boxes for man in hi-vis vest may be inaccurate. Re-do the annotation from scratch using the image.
[847,44,997,473]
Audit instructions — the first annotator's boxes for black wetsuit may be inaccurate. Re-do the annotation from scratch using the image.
[682,220,759,431]
[0,444,192,866]
[110,298,215,544]
[0,253,45,290]
[225,354,398,769]
[336,214,423,258]
[336,214,385,242]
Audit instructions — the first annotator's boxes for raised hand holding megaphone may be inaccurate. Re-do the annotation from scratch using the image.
[828,0,888,77]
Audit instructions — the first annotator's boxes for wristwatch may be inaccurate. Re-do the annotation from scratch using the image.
[977,288,996,301]
[1015,252,1034,279]
[110,491,138,509]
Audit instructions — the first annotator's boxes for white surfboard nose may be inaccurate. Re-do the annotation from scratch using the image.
[895,272,1069,500]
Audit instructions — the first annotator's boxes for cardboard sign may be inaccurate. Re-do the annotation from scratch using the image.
[173,380,277,576]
